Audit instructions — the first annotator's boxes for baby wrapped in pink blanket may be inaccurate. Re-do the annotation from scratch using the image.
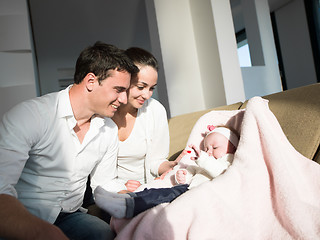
[94,126,239,219]
[111,96,320,240]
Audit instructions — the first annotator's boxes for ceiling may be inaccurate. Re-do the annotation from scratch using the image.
[230,0,293,33]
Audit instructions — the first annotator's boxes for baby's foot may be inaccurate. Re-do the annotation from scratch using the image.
[94,186,130,199]
[94,194,127,218]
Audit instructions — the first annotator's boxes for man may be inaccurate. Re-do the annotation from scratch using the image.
[0,42,139,240]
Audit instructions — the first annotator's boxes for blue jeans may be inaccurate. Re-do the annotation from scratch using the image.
[54,210,115,240]
[126,184,189,218]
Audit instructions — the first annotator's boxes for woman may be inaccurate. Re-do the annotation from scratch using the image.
[112,47,178,192]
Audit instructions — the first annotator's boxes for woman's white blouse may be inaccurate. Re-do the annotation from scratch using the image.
[118,108,147,184]
[117,98,170,184]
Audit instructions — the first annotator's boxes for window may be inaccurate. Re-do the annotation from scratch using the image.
[237,39,252,67]
[236,29,252,67]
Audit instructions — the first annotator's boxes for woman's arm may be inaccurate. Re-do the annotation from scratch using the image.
[146,99,171,178]
[158,160,176,175]
[157,149,189,175]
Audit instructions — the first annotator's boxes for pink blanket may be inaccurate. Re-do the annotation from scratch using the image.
[111,97,320,239]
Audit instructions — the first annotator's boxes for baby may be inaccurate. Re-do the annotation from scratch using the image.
[94,125,239,219]
[175,125,239,188]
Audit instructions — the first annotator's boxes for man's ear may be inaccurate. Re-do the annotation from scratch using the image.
[84,73,96,92]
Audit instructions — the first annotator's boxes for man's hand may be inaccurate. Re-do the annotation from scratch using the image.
[0,194,69,240]
[33,223,69,240]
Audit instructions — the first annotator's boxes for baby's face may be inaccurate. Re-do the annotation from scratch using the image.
[203,132,235,159]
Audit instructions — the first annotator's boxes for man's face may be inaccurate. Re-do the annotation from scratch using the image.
[91,69,130,118]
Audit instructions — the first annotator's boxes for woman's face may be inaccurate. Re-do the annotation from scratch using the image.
[127,65,158,109]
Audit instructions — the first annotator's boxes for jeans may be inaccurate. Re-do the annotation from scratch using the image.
[126,184,189,218]
[54,210,115,240]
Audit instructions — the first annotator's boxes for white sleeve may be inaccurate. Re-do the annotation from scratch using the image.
[90,127,126,193]
[196,153,234,178]
[147,99,170,177]
[0,101,41,197]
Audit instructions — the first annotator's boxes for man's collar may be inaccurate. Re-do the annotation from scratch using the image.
[57,85,74,119]
[57,85,107,130]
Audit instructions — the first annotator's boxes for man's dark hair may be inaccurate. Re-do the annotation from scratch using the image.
[74,41,139,84]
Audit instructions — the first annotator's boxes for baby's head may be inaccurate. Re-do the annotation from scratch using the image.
[203,126,239,159]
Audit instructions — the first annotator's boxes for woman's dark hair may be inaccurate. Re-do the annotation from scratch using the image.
[73,41,139,84]
[125,47,158,72]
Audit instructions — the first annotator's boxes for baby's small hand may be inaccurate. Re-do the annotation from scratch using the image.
[188,144,200,160]
[176,170,187,184]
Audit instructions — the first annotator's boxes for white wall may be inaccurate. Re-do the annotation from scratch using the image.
[241,0,283,99]
[144,0,170,116]
[0,0,37,119]
[153,0,245,117]
[28,0,152,94]
[153,0,206,117]
[209,0,246,105]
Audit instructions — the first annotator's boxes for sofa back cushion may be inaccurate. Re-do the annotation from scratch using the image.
[241,83,320,162]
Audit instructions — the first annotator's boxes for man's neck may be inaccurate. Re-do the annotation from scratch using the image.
[69,84,93,125]
[117,103,138,117]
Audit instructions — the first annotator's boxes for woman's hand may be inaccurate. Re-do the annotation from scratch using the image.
[174,149,189,163]
[125,180,141,192]
[158,160,176,176]
[158,147,198,176]
[155,168,172,180]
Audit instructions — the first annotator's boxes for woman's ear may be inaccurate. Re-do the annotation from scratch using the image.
[84,73,96,92]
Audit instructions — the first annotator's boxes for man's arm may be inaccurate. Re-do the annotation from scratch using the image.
[90,122,126,193]
[0,194,68,240]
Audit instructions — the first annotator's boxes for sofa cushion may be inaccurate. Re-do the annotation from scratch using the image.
[168,102,243,160]
[240,83,320,161]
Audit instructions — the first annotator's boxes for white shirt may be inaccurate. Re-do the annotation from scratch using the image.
[176,151,234,188]
[118,108,147,184]
[0,86,125,224]
[117,98,169,184]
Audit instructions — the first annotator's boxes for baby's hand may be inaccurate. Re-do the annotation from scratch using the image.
[176,169,187,184]
[188,144,201,160]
